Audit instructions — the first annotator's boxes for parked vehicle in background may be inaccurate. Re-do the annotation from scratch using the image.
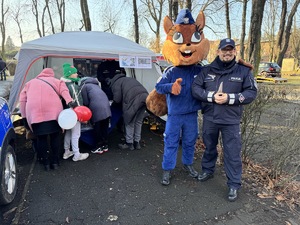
[258,62,281,78]
[0,97,18,205]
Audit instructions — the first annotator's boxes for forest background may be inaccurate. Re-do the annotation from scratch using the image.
[1,0,300,75]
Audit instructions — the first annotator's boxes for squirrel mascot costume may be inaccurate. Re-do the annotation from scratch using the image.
[146,9,210,185]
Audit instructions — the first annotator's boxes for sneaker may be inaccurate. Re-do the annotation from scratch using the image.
[63,151,74,159]
[102,145,109,152]
[91,147,104,154]
[118,143,134,151]
[72,153,89,161]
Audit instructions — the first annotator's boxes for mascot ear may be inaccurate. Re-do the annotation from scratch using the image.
[163,16,174,34]
[195,11,205,30]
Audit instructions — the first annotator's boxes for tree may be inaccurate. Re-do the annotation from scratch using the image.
[0,0,9,57]
[225,0,231,38]
[5,36,15,51]
[80,0,91,31]
[56,0,66,32]
[11,3,24,44]
[133,0,139,43]
[247,0,266,75]
[276,0,300,67]
[141,0,166,53]
[238,0,248,60]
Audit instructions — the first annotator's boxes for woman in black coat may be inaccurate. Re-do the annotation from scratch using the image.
[108,73,148,150]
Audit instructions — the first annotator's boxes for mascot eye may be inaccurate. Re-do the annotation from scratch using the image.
[173,32,183,44]
[191,31,201,43]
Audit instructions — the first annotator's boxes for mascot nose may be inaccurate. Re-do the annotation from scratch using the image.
[186,43,191,46]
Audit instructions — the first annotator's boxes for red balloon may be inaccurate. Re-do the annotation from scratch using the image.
[74,106,92,122]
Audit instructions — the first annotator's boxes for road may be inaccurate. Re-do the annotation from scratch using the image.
[1,123,299,225]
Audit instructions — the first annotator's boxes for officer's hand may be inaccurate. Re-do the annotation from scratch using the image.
[68,100,78,108]
[214,93,228,104]
[171,78,182,95]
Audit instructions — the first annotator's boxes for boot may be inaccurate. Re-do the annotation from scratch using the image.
[183,164,198,178]
[134,141,141,150]
[161,170,171,186]
[118,142,134,150]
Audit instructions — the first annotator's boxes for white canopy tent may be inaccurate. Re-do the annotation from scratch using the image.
[9,31,161,111]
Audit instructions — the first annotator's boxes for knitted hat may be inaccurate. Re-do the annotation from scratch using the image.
[63,63,77,78]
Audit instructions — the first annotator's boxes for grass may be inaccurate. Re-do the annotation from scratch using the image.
[282,71,300,85]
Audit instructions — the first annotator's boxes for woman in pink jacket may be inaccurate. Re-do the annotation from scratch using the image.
[20,68,74,171]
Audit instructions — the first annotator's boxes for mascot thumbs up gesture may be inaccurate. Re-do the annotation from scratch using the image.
[147,9,210,186]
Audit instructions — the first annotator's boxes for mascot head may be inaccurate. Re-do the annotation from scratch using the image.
[162,9,210,66]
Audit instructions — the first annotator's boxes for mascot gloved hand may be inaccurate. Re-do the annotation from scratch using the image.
[171,78,182,95]
[146,9,210,186]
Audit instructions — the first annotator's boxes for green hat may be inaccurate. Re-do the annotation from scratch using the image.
[63,63,77,78]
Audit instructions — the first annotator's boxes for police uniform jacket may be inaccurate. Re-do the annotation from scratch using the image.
[192,57,257,124]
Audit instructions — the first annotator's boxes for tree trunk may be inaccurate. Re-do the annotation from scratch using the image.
[239,0,247,60]
[56,0,65,32]
[45,0,55,34]
[277,0,300,67]
[276,0,287,52]
[80,0,92,31]
[133,0,139,43]
[186,0,192,11]
[0,0,8,57]
[32,0,42,37]
[172,0,178,21]
[247,0,266,75]
[225,0,231,38]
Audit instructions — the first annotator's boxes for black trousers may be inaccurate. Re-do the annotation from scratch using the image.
[37,132,61,165]
[93,117,110,147]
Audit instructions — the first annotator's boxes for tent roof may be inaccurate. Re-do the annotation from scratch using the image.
[8,31,158,111]
[21,31,156,57]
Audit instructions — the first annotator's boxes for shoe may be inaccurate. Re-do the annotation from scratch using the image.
[228,188,238,202]
[197,172,214,182]
[102,145,109,152]
[63,151,74,159]
[73,153,89,161]
[118,143,134,151]
[134,141,141,150]
[183,164,198,178]
[161,170,171,186]
[51,163,59,170]
[91,147,104,154]
[44,164,50,171]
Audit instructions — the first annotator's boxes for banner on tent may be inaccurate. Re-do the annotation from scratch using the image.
[119,56,152,69]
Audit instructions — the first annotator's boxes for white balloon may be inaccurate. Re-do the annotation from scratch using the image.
[58,109,78,129]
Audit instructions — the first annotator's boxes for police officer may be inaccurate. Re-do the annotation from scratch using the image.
[192,38,257,201]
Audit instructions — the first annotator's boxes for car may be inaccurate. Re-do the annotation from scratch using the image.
[258,62,281,77]
[0,97,18,205]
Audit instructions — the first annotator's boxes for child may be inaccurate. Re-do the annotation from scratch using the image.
[61,63,89,161]
[79,77,111,154]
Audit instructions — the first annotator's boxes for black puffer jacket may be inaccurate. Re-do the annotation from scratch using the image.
[109,74,148,124]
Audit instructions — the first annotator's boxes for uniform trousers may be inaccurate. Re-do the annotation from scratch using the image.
[202,119,242,189]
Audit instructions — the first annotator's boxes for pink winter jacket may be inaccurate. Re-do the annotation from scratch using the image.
[19,68,73,128]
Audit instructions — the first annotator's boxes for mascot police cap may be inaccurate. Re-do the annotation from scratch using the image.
[175,9,195,24]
